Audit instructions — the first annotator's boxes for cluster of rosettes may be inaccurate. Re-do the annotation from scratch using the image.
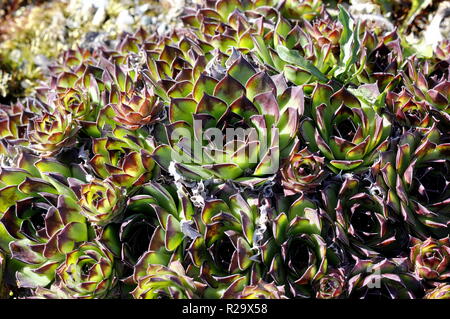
[0,0,449,299]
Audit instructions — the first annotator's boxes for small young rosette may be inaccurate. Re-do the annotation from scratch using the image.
[280,141,328,195]
[386,88,433,128]
[314,268,346,299]
[110,83,162,130]
[55,88,93,121]
[410,237,450,281]
[0,101,34,154]
[28,111,79,157]
[89,127,156,188]
[71,178,126,226]
[55,242,116,299]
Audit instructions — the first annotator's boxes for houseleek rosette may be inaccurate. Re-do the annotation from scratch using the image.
[0,101,34,155]
[261,195,338,297]
[71,178,126,226]
[109,77,163,130]
[402,56,450,125]
[314,268,346,299]
[332,176,408,258]
[129,255,205,299]
[1,193,89,288]
[238,280,287,299]
[435,40,450,61]
[55,88,93,121]
[410,237,450,281]
[424,284,450,299]
[98,191,157,267]
[153,55,303,186]
[36,61,106,137]
[300,83,391,172]
[358,29,403,91]
[0,155,89,288]
[28,111,79,157]
[99,181,196,268]
[100,211,155,268]
[89,127,156,188]
[386,88,433,128]
[280,140,328,195]
[188,184,270,281]
[372,126,450,237]
[55,242,116,299]
[348,258,424,299]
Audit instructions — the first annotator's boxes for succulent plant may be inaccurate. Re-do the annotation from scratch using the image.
[0,101,34,155]
[71,178,126,226]
[348,258,424,299]
[280,140,328,195]
[279,0,324,20]
[372,126,450,238]
[0,153,91,289]
[153,55,303,185]
[313,268,346,299]
[435,40,450,62]
[0,0,448,301]
[188,184,269,280]
[259,194,342,297]
[110,85,163,131]
[238,280,287,299]
[54,242,116,299]
[331,175,408,258]
[0,192,89,288]
[129,258,205,299]
[55,89,92,121]
[28,111,79,157]
[89,127,156,188]
[424,283,450,299]
[386,88,433,128]
[401,56,450,126]
[300,83,391,172]
[410,237,450,281]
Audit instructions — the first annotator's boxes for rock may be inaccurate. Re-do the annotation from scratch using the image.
[161,0,185,20]
[423,2,450,46]
[80,0,96,17]
[136,4,150,15]
[33,55,51,70]
[92,7,106,26]
[81,0,108,10]
[81,31,110,50]
[116,10,134,32]
[157,23,169,35]
[141,16,153,27]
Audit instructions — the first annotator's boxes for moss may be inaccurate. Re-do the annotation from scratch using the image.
[0,0,165,102]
